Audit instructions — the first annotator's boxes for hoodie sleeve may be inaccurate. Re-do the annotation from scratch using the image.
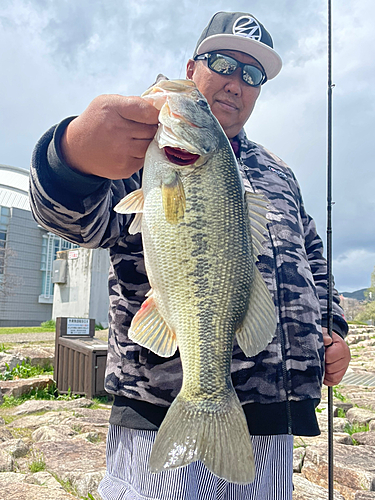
[29,118,141,249]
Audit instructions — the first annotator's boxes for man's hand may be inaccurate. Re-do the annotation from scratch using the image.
[61,95,159,179]
[322,327,351,386]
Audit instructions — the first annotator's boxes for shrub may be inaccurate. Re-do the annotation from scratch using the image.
[40,319,56,329]
[0,360,53,381]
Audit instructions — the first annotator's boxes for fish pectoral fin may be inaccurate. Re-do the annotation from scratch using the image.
[162,171,186,224]
[129,296,177,357]
[236,266,277,357]
[128,213,143,235]
[149,392,255,484]
[114,189,145,214]
[114,189,144,234]
[245,191,270,260]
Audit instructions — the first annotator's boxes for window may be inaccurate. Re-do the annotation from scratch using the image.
[40,233,79,298]
[0,207,10,276]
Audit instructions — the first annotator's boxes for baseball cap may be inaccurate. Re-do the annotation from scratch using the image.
[193,12,282,81]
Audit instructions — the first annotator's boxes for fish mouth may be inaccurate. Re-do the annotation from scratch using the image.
[164,147,200,166]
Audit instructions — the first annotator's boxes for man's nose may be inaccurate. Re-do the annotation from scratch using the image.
[223,69,243,95]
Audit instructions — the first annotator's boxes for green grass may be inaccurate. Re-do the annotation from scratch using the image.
[343,422,369,435]
[0,383,82,409]
[0,360,53,381]
[0,322,107,335]
[40,320,56,329]
[333,387,348,402]
[53,475,77,496]
[336,407,347,418]
[86,433,101,444]
[28,452,46,473]
[0,319,108,336]
[91,395,114,407]
[0,326,55,335]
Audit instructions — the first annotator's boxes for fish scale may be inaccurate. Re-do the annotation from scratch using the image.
[114,79,277,483]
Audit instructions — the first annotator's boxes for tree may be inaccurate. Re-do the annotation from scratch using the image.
[364,265,375,301]
[354,265,375,324]
[355,301,375,325]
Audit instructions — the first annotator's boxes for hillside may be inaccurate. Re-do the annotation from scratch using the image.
[340,288,368,301]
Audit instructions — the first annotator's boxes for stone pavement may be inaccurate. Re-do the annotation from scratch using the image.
[0,326,374,499]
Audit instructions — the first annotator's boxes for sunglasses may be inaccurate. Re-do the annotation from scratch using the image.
[194,52,267,87]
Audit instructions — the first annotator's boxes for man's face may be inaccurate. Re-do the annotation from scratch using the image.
[186,50,262,139]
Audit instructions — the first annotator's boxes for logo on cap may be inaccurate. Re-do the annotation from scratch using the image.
[233,16,262,41]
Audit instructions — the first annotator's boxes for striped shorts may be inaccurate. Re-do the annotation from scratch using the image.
[98,425,293,500]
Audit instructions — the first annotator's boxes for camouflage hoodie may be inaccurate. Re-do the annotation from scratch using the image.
[30,121,347,436]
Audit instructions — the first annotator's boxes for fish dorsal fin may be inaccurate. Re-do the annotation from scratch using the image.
[235,266,277,357]
[162,171,186,224]
[245,191,270,260]
[129,295,178,357]
[114,188,144,214]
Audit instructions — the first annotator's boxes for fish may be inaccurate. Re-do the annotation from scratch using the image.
[114,79,277,484]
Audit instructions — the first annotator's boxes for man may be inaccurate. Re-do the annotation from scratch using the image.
[30,11,350,500]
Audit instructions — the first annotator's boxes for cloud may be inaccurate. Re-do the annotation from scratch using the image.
[0,0,373,291]
[333,250,375,293]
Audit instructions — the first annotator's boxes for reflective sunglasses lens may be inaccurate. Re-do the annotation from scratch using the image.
[209,54,237,75]
[207,53,264,87]
[243,66,264,86]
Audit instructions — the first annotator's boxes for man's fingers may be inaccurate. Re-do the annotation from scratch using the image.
[323,330,351,387]
[129,122,158,141]
[101,157,145,180]
[60,94,162,179]
[324,368,348,386]
[324,343,345,363]
[114,95,160,125]
[322,326,334,347]
[128,138,156,159]
[324,356,348,373]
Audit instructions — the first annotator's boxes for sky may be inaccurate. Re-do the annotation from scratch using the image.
[0,0,374,293]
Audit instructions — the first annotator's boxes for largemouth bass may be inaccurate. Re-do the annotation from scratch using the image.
[114,79,276,484]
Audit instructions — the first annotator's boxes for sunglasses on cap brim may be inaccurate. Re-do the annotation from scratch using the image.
[194,52,267,87]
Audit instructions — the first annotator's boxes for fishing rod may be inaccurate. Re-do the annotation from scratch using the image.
[327,0,334,499]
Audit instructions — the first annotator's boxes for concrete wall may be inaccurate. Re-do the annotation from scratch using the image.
[0,207,52,327]
[52,248,110,327]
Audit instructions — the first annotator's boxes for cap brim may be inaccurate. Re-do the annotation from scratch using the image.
[196,34,282,80]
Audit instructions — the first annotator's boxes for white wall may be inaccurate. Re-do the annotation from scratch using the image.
[52,248,110,327]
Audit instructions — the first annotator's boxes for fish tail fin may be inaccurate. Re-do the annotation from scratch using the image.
[149,392,255,484]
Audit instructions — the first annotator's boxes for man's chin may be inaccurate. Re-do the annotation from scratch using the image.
[210,107,242,138]
[220,122,241,139]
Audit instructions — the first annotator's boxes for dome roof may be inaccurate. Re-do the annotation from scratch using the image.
[0,164,30,211]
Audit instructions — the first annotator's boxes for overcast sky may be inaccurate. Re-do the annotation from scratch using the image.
[0,0,374,292]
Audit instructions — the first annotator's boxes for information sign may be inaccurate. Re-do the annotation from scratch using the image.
[66,318,90,336]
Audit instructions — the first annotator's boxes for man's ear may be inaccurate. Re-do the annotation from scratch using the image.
[186,59,195,80]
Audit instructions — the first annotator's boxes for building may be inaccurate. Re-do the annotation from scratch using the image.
[0,164,79,327]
